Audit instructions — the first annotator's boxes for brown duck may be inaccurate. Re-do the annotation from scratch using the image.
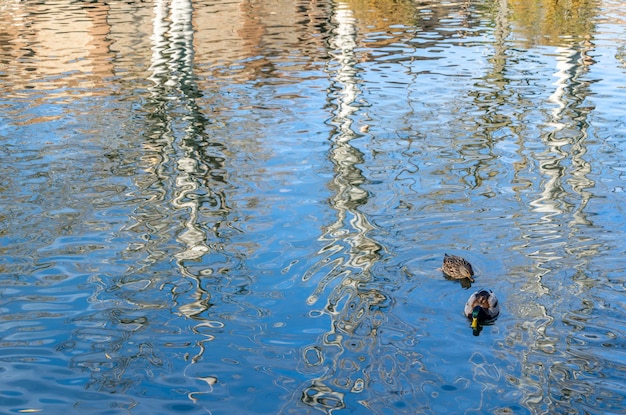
[442,253,475,282]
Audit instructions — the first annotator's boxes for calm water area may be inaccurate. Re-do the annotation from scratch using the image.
[1,0,625,413]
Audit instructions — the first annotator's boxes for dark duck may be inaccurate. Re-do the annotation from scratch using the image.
[464,289,500,335]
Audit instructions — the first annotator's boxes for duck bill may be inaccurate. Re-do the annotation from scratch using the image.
[471,317,479,329]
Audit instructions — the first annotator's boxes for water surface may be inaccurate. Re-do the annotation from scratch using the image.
[1,0,625,413]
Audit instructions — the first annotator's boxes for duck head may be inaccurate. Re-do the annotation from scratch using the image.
[471,305,490,327]
[471,306,483,335]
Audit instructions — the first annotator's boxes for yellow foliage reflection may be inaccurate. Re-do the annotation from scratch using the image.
[507,0,596,46]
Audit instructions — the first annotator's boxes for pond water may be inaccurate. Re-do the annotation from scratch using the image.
[1,0,625,413]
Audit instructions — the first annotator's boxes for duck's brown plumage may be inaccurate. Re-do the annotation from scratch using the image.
[442,253,475,281]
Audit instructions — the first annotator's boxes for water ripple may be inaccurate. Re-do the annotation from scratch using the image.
[1,0,626,414]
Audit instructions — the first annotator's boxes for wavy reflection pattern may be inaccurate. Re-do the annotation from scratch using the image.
[65,0,234,400]
[3,0,625,413]
[509,40,625,414]
[473,4,625,410]
[293,4,432,414]
[445,0,625,411]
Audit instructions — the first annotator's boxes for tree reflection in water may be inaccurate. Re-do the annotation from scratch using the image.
[1,0,624,413]
[292,5,432,413]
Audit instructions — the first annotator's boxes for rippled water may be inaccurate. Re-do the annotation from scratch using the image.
[1,0,625,413]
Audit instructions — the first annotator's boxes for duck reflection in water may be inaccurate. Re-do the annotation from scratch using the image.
[464,289,500,336]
